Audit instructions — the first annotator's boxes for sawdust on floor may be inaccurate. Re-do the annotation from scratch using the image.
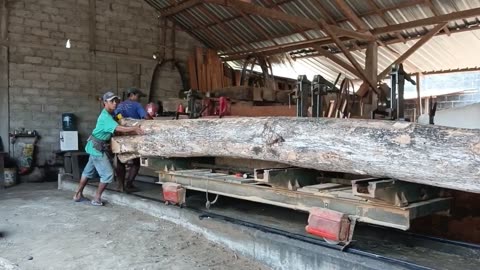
[0,183,269,270]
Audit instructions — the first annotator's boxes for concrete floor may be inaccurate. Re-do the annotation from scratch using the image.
[0,183,268,270]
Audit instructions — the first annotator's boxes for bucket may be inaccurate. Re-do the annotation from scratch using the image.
[62,113,76,131]
[4,168,17,187]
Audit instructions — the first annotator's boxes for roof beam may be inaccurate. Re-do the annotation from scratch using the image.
[206,0,373,40]
[160,0,203,17]
[292,22,480,61]
[333,0,369,31]
[222,7,480,60]
[321,22,378,92]
[312,45,361,77]
[371,7,480,35]
[377,22,447,81]
[207,0,318,28]
[329,25,374,40]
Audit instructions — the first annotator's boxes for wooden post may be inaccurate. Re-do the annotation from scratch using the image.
[416,73,422,117]
[363,41,378,116]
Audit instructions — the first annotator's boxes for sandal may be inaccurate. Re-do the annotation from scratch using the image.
[91,200,104,206]
[73,197,89,203]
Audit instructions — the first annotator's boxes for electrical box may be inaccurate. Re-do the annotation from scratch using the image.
[60,131,79,151]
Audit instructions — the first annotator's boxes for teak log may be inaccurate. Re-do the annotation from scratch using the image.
[112,117,480,193]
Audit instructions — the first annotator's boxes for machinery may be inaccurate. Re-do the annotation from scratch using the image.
[175,89,230,119]
[140,156,452,247]
[373,63,416,120]
[292,74,339,117]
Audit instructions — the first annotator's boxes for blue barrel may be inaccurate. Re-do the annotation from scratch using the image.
[62,113,76,131]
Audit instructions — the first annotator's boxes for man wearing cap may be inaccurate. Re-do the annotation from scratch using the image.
[114,87,151,192]
[115,87,153,120]
[73,91,143,206]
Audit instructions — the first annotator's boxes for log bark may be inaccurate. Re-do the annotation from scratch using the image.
[112,117,480,193]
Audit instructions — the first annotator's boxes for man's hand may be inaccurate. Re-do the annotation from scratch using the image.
[134,126,144,135]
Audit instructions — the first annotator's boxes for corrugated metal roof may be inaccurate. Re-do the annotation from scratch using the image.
[146,0,480,83]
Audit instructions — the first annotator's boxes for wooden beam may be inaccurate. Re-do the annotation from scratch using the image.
[329,25,374,41]
[333,0,369,31]
[365,41,378,83]
[371,7,480,35]
[206,0,318,28]
[321,23,378,92]
[313,46,361,78]
[416,72,422,116]
[291,23,480,61]
[207,0,373,41]
[222,7,480,58]
[378,23,447,81]
[159,0,203,17]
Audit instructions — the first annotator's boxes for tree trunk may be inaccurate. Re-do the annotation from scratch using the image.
[112,117,480,193]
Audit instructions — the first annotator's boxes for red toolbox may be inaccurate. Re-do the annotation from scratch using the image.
[162,182,186,205]
[305,208,351,242]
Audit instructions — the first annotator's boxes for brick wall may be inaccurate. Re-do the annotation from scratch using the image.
[5,0,202,165]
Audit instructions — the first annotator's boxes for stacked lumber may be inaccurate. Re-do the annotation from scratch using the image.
[188,47,233,92]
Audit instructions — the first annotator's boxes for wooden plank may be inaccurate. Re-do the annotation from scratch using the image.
[113,117,480,193]
[187,53,198,90]
[195,47,204,91]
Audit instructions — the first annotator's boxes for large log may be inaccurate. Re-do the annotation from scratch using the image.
[112,117,480,193]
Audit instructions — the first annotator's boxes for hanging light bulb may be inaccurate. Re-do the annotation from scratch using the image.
[65,39,71,49]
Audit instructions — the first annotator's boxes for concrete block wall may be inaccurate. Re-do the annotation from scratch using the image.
[404,90,480,121]
[5,0,203,165]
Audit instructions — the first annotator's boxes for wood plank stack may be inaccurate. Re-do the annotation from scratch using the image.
[188,47,233,92]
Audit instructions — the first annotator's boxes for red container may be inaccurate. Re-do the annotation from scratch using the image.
[162,182,186,205]
[305,208,350,242]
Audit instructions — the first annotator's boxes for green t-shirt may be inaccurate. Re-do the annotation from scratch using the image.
[85,109,119,156]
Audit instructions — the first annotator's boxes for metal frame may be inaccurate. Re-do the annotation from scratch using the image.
[157,169,452,230]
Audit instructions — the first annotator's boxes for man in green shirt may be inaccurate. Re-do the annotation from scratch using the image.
[73,91,143,206]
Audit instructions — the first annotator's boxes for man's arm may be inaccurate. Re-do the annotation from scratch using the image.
[115,125,143,135]
[136,102,153,120]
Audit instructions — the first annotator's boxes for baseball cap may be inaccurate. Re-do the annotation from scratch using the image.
[103,91,119,101]
[127,87,146,97]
